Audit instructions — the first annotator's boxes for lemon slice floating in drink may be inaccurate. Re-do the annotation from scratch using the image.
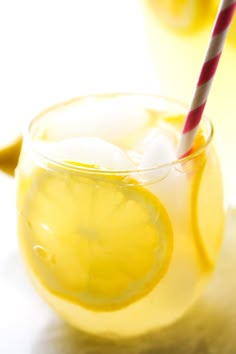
[162,112,224,268]
[191,151,224,268]
[20,167,173,311]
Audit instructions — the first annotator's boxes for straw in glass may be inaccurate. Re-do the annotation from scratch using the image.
[177,0,236,158]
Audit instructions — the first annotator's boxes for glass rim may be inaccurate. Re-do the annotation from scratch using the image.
[27,92,214,175]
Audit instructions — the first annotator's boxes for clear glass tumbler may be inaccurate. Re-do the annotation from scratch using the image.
[16,94,224,337]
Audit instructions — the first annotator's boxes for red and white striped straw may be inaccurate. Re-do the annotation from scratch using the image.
[177,0,236,158]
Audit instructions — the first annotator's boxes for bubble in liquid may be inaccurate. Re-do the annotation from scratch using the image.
[33,245,56,265]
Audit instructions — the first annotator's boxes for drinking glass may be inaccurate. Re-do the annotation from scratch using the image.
[16,93,224,337]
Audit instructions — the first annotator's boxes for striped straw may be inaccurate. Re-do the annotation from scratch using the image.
[177,0,236,158]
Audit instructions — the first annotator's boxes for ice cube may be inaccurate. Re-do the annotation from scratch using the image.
[140,132,176,169]
[35,137,135,170]
[40,96,149,146]
[135,131,177,183]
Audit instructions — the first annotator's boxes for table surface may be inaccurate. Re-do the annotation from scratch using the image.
[0,172,236,354]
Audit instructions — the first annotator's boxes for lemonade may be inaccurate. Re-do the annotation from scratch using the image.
[16,94,224,337]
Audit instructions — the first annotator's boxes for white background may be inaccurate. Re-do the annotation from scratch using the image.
[0,0,159,147]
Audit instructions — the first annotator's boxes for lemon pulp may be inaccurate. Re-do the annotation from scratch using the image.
[19,168,173,311]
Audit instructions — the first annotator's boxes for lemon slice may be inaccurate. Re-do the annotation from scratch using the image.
[147,0,211,33]
[0,136,22,176]
[19,167,173,311]
[161,113,224,267]
[191,150,224,267]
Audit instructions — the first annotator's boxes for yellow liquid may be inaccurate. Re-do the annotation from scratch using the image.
[16,94,224,337]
